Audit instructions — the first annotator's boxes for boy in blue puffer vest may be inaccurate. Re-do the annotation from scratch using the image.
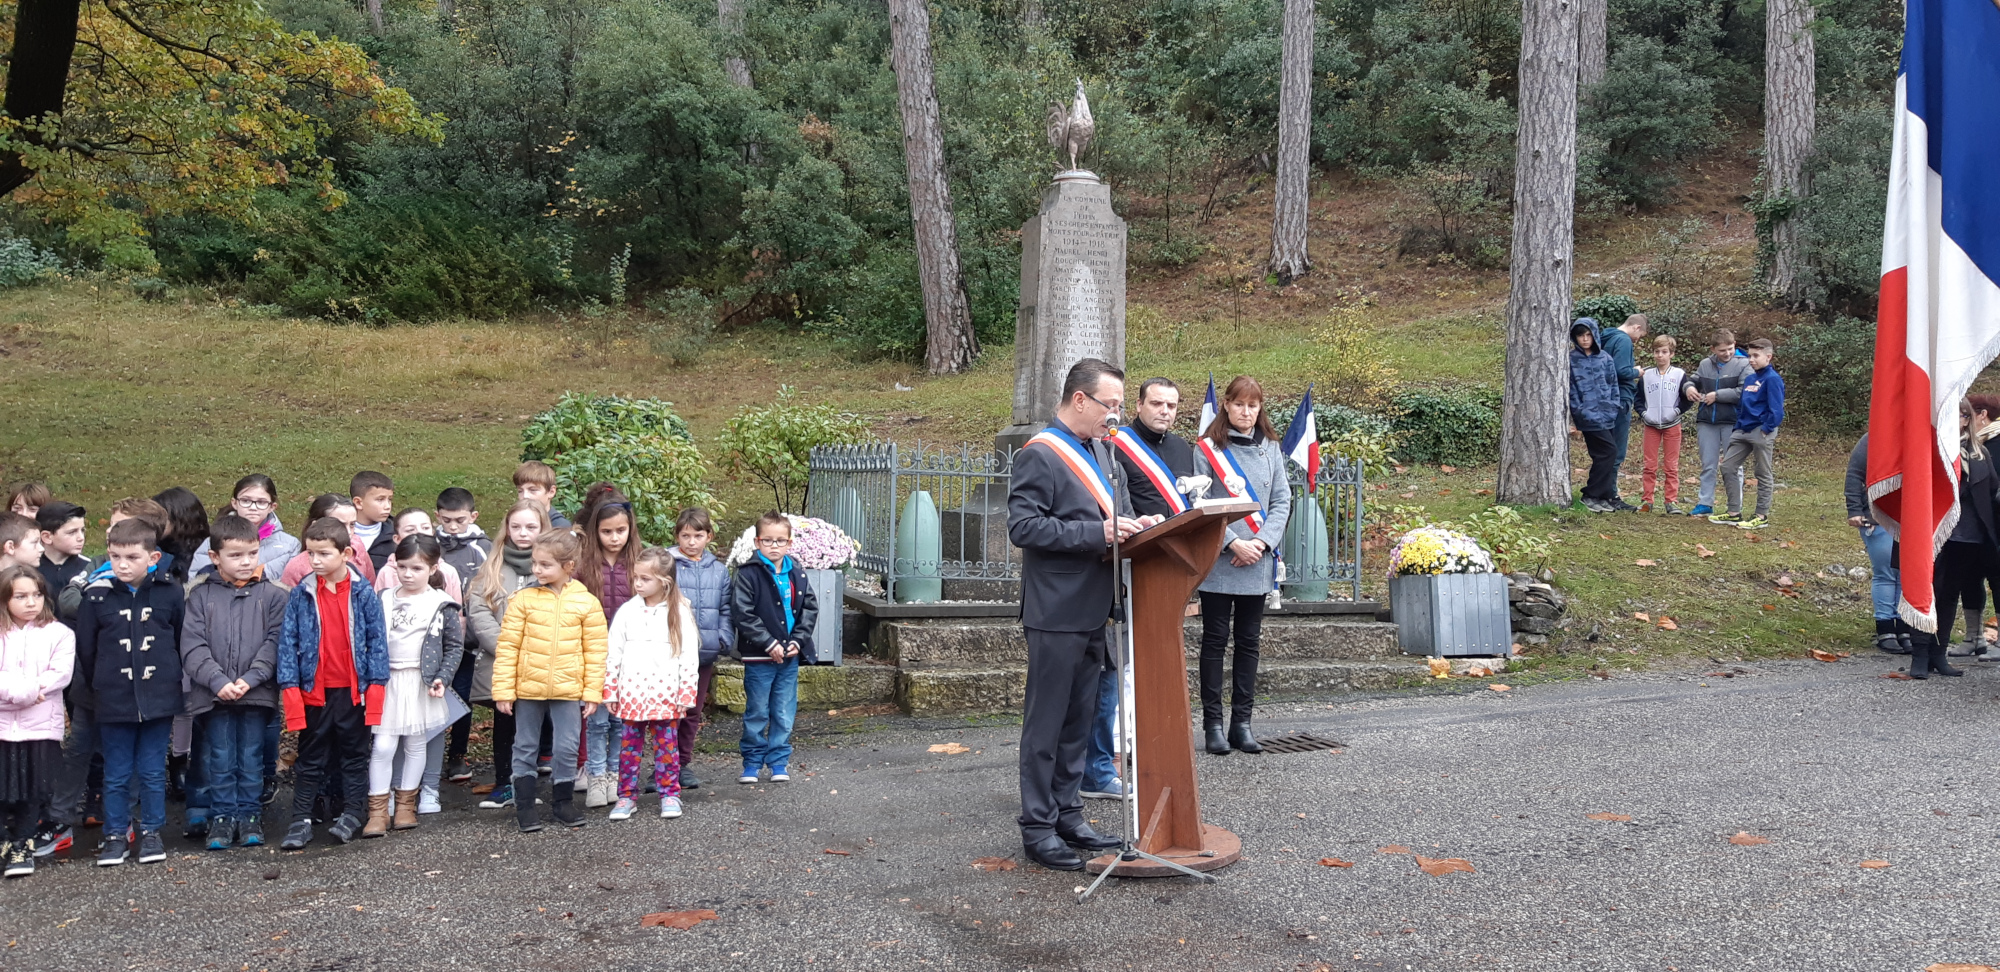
[1569,319,1624,513]
[275,517,389,850]
[730,512,817,786]
[670,508,732,791]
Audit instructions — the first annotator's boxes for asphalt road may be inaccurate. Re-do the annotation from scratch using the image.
[6,654,1999,971]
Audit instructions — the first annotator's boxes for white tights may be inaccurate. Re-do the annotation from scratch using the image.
[369,732,428,794]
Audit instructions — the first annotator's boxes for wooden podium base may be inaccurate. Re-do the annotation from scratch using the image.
[1083,824,1242,876]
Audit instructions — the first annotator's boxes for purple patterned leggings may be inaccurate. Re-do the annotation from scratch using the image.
[618,720,680,800]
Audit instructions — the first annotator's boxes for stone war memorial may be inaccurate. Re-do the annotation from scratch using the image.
[800,82,1420,721]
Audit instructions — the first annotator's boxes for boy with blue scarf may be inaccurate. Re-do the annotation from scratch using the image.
[729,512,818,786]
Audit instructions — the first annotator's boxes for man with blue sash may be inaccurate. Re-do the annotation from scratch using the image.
[1006,358,1157,871]
[1077,377,1195,804]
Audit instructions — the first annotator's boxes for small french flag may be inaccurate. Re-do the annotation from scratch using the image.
[1280,384,1320,492]
[1198,374,1218,436]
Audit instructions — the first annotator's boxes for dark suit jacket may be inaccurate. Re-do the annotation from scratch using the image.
[1112,424,1195,519]
[1008,421,1134,632]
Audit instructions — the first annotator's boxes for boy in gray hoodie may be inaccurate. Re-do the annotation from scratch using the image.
[1684,329,1753,516]
[179,514,289,850]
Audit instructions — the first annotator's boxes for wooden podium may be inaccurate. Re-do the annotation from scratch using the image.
[1085,500,1259,876]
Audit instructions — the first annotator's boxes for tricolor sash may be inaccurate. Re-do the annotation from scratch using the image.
[1197,437,1266,532]
[1108,428,1188,515]
[1028,429,1114,516]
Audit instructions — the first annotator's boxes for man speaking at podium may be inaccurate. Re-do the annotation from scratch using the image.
[1007,358,1162,871]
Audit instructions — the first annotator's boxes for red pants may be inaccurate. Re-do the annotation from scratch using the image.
[1641,424,1683,505]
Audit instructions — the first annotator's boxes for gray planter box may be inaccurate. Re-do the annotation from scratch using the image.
[805,568,846,665]
[1389,572,1512,657]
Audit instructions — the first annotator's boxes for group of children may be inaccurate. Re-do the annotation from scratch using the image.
[1571,318,1786,526]
[0,462,821,877]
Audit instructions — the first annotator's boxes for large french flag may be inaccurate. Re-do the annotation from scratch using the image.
[1865,0,2000,632]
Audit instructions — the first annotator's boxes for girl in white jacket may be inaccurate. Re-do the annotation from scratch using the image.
[602,548,700,821]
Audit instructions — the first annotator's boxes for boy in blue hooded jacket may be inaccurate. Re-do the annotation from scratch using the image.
[1569,319,1624,513]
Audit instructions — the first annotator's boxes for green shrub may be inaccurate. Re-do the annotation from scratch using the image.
[1578,36,1722,206]
[717,386,873,512]
[520,393,694,463]
[552,434,720,545]
[1306,307,1398,409]
[1777,315,1873,431]
[0,231,60,288]
[1389,387,1500,467]
[1571,293,1639,326]
[1378,503,1551,573]
[640,288,718,367]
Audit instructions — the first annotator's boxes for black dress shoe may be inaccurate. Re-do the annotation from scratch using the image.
[1057,822,1121,852]
[1023,833,1084,871]
[1204,725,1230,755]
[1228,722,1264,754]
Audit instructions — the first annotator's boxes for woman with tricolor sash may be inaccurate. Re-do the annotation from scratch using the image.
[1192,375,1291,756]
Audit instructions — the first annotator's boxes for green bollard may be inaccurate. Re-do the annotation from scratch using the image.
[894,490,943,603]
[1282,486,1331,601]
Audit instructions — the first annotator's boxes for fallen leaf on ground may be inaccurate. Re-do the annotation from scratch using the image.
[1926,966,1999,972]
[1880,672,1914,680]
[929,743,970,755]
[1599,533,1614,541]
[823,849,851,856]
[1761,604,1776,611]
[1318,858,1355,868]
[1775,574,1796,587]
[1859,860,1891,869]
[1658,617,1679,630]
[1778,540,1798,549]
[1585,812,1632,822]
[1463,666,1492,677]
[1415,856,1476,876]
[971,857,1017,871]
[1439,465,1458,473]
[641,910,719,930]
[1475,489,1492,496]
[1427,658,1452,679]
[1635,559,1658,567]
[1808,648,1841,663]
[1728,832,1772,846]
[1400,491,1416,499]
[1695,543,1717,558]
[1633,612,1651,622]
[1377,845,1413,855]
[1489,684,1511,692]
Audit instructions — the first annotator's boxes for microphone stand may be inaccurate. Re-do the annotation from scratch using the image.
[1078,422,1217,903]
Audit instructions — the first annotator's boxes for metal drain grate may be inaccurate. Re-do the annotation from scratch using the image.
[1248,732,1345,754]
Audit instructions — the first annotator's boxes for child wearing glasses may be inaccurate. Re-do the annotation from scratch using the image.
[190,475,299,576]
[729,511,818,785]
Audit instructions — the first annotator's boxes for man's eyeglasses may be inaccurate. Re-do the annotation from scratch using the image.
[1083,392,1124,414]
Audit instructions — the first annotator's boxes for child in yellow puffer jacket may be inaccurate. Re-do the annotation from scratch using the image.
[492,529,607,833]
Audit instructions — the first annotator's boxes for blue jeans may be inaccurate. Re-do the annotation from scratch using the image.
[740,658,799,773]
[1084,668,1120,791]
[1860,523,1900,621]
[584,705,623,777]
[1611,404,1633,492]
[201,707,268,819]
[100,718,172,837]
[262,707,283,787]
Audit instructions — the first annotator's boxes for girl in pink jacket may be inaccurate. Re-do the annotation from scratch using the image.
[0,565,74,878]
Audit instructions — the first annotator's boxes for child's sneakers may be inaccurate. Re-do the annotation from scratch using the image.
[661,796,684,819]
[97,836,129,867]
[30,823,69,858]
[1661,503,1680,515]
[1736,515,1769,529]
[418,786,441,815]
[238,817,264,847]
[738,766,759,785]
[769,765,790,783]
[1707,511,1743,524]
[585,774,612,809]
[1688,505,1714,517]
[206,817,235,851]
[136,832,167,864]
[2,841,32,878]
[608,798,638,821]
[478,784,515,809]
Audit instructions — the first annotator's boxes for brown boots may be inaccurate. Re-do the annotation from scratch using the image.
[393,789,420,830]
[362,793,391,838]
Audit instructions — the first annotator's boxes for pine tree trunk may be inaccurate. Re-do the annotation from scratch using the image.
[1763,0,1815,302]
[1267,0,1315,285]
[1497,0,1581,507]
[364,0,384,31]
[886,0,979,375]
[1576,0,1607,88]
[718,0,753,88]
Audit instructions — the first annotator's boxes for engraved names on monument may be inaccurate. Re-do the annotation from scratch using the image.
[999,174,1128,451]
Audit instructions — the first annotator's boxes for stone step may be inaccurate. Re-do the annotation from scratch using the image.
[897,659,1435,716]
[873,618,1406,668]
[711,661,899,714]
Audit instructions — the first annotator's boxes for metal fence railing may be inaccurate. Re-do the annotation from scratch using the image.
[807,442,1365,602]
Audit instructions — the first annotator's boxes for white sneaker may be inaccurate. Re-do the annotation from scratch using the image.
[608,798,637,821]
[585,774,611,809]
[661,797,683,819]
[418,786,441,815]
